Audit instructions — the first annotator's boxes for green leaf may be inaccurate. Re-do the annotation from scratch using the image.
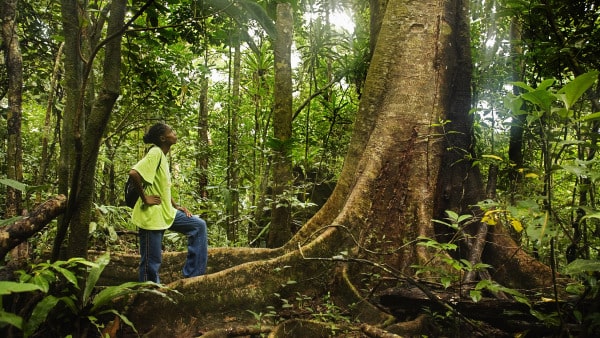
[83,252,110,306]
[90,281,154,313]
[557,71,599,110]
[538,78,556,91]
[100,309,139,334]
[31,274,51,293]
[581,212,600,222]
[53,266,79,288]
[0,281,43,295]
[469,290,482,302]
[24,295,61,338]
[457,214,472,224]
[581,111,600,122]
[0,309,23,330]
[565,259,600,275]
[0,179,28,192]
[521,89,557,114]
[445,210,459,222]
[440,276,452,289]
[510,81,535,92]
[559,164,588,177]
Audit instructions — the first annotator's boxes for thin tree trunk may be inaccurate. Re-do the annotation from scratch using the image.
[226,30,241,243]
[196,74,209,200]
[37,42,64,203]
[508,17,525,199]
[1,0,27,266]
[268,3,293,247]
[53,0,82,260]
[1,0,24,217]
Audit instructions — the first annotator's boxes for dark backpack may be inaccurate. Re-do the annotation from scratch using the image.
[125,157,161,208]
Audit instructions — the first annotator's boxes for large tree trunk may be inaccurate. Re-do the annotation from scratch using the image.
[268,3,294,247]
[126,0,554,336]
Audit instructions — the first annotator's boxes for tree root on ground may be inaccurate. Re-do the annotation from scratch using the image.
[199,319,418,338]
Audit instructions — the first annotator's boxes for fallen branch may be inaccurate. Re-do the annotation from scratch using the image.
[0,194,66,260]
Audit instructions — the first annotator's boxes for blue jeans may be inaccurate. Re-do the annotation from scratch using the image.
[138,210,208,283]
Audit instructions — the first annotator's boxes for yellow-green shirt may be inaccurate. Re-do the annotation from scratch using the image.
[131,147,176,230]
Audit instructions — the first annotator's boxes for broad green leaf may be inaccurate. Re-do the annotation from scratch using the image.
[457,214,472,223]
[53,266,79,288]
[24,295,61,338]
[31,275,51,293]
[565,259,600,275]
[581,111,600,122]
[0,179,28,192]
[469,290,482,302]
[0,281,43,295]
[91,281,157,312]
[83,252,110,306]
[557,71,599,110]
[510,81,535,92]
[445,210,459,221]
[99,309,139,334]
[521,89,557,114]
[581,212,600,222]
[559,164,587,177]
[538,78,556,91]
[0,309,23,330]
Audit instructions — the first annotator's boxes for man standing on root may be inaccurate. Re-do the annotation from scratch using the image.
[128,122,208,283]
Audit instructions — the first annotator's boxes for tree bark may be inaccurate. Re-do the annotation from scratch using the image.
[196,74,210,200]
[1,0,24,217]
[53,0,82,260]
[268,3,294,247]
[65,0,127,259]
[226,29,241,242]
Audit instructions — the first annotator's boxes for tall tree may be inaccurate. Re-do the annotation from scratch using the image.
[196,73,210,200]
[128,0,552,335]
[1,0,26,266]
[1,0,24,218]
[268,2,293,247]
[226,28,242,243]
[54,0,138,259]
[53,0,82,259]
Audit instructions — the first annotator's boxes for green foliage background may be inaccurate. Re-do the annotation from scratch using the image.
[1,0,600,274]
